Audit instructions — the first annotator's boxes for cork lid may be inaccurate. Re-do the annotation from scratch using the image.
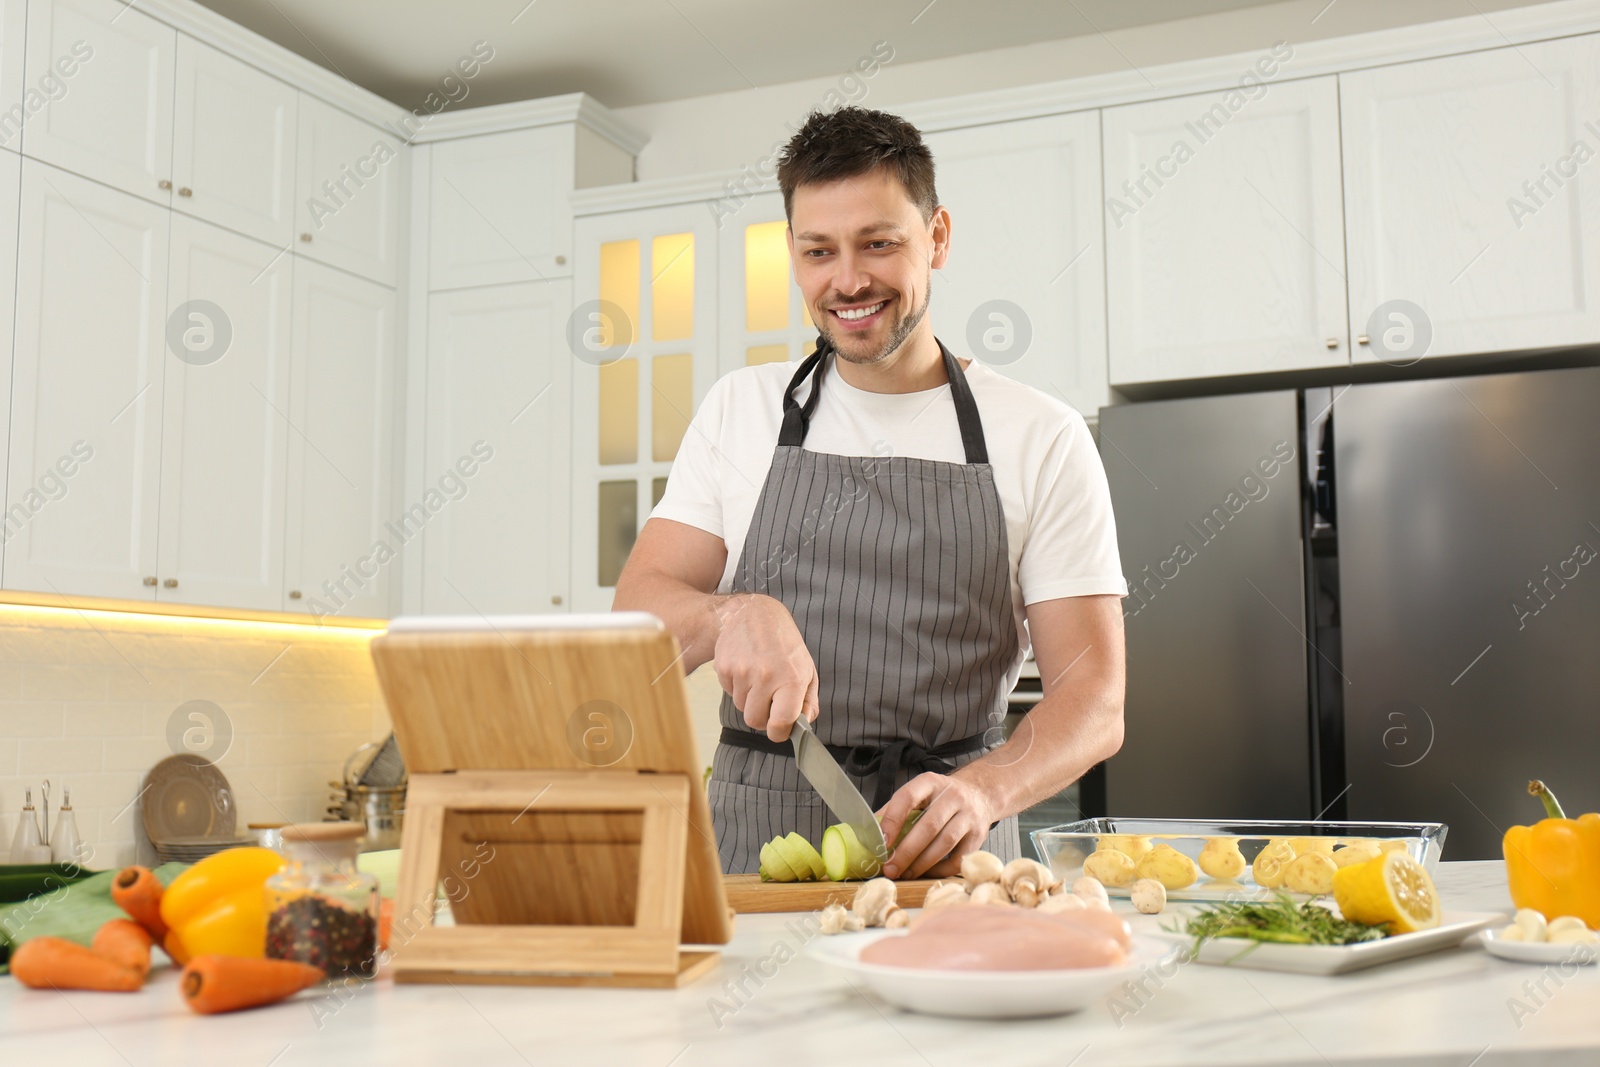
[279,821,365,843]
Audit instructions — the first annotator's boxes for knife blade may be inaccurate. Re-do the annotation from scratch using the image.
[790,716,889,868]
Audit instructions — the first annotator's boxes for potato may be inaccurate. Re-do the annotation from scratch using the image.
[1289,837,1335,856]
[1252,838,1296,889]
[1136,843,1199,890]
[1283,851,1337,895]
[1083,848,1138,888]
[1197,837,1247,880]
[1100,835,1154,860]
[1331,842,1381,869]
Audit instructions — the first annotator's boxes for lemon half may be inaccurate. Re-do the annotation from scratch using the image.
[1332,850,1441,933]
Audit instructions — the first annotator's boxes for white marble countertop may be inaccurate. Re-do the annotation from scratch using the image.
[1,861,1597,1066]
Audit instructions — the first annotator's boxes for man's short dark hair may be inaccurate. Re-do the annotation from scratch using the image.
[776,107,937,223]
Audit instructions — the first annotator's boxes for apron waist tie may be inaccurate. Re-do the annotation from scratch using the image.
[718,726,990,811]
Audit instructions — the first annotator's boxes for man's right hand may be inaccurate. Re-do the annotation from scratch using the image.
[713,593,820,742]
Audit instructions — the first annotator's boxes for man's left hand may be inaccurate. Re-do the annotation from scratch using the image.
[878,772,997,879]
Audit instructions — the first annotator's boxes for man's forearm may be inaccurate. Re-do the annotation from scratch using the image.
[954,673,1125,819]
[613,573,753,676]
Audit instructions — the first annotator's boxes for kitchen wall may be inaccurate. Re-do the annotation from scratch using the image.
[615,0,1551,181]
[0,607,388,870]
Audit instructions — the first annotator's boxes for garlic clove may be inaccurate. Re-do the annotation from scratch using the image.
[1546,916,1590,938]
[1514,908,1549,942]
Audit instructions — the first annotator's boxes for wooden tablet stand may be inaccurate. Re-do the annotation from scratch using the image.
[370,614,731,988]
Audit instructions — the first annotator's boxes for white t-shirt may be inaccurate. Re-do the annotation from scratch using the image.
[651,356,1128,650]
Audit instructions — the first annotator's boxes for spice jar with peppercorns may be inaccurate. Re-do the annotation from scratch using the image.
[265,822,379,979]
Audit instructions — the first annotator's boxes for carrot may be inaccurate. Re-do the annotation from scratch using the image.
[92,919,153,979]
[162,930,191,966]
[10,937,142,992]
[111,866,168,941]
[180,956,325,1015]
[378,897,393,952]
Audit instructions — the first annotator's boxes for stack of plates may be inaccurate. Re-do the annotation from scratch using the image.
[152,833,257,864]
[142,754,251,865]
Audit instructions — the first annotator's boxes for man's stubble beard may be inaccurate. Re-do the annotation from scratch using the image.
[821,271,932,367]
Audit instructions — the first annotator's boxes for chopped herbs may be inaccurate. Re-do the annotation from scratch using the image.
[1171,894,1390,950]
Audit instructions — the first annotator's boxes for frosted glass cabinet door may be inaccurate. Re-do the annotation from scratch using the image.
[422,281,571,615]
[21,0,175,203]
[172,36,298,247]
[284,259,396,619]
[295,94,402,286]
[1341,34,1600,363]
[156,214,292,610]
[927,112,1109,415]
[7,161,168,599]
[1104,75,1349,384]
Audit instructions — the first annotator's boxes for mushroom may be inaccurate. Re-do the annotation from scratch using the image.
[960,850,1004,892]
[882,906,910,930]
[922,882,969,909]
[852,878,898,927]
[969,881,1012,907]
[1037,892,1088,914]
[1130,878,1167,915]
[1515,908,1548,943]
[819,902,850,935]
[1000,857,1056,908]
[1072,876,1111,910]
[842,913,866,932]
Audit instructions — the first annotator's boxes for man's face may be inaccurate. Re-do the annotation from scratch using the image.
[788,166,950,367]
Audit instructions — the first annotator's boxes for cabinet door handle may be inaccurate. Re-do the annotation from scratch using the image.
[288,590,303,600]
[178,187,193,197]
[1325,337,1339,349]
[551,595,563,606]
[555,255,567,266]
[158,179,172,190]
[143,576,158,586]
[163,578,178,588]
[299,233,313,243]
[1357,334,1370,345]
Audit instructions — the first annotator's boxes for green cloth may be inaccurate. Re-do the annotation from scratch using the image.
[356,849,401,900]
[0,863,187,974]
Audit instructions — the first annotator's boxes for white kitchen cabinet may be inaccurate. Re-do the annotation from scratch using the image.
[1105,75,1349,384]
[429,125,572,288]
[0,0,26,153]
[0,152,19,554]
[155,214,291,610]
[6,161,168,599]
[172,36,297,247]
[21,0,174,204]
[284,259,396,619]
[295,94,402,286]
[1341,34,1600,363]
[422,281,570,615]
[927,112,1109,415]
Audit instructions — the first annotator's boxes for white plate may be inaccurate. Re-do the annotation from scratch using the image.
[1155,911,1500,975]
[807,931,1177,1019]
[1478,927,1600,965]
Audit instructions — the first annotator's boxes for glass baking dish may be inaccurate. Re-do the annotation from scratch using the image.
[1031,818,1448,902]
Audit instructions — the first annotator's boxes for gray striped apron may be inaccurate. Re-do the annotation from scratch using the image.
[709,337,1023,874]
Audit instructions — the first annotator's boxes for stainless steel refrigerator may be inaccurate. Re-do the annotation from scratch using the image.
[1097,366,1600,859]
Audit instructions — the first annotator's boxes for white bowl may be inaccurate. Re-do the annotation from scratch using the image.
[807,931,1177,1019]
[1478,928,1600,965]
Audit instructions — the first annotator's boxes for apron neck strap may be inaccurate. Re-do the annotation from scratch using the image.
[778,336,990,465]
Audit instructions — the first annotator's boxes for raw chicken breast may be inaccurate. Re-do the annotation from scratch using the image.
[862,906,1131,971]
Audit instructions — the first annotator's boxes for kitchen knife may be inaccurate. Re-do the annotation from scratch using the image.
[790,716,889,868]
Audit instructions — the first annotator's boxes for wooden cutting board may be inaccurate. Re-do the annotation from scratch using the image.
[723,874,944,913]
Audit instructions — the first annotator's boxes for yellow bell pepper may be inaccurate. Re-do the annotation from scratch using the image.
[1503,780,1600,929]
[159,847,285,959]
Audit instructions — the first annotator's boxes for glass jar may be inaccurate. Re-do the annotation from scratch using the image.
[264,822,379,979]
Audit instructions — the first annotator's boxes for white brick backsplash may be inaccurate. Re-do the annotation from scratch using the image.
[0,614,387,865]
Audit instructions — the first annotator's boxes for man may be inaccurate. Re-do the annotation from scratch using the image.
[615,106,1126,879]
